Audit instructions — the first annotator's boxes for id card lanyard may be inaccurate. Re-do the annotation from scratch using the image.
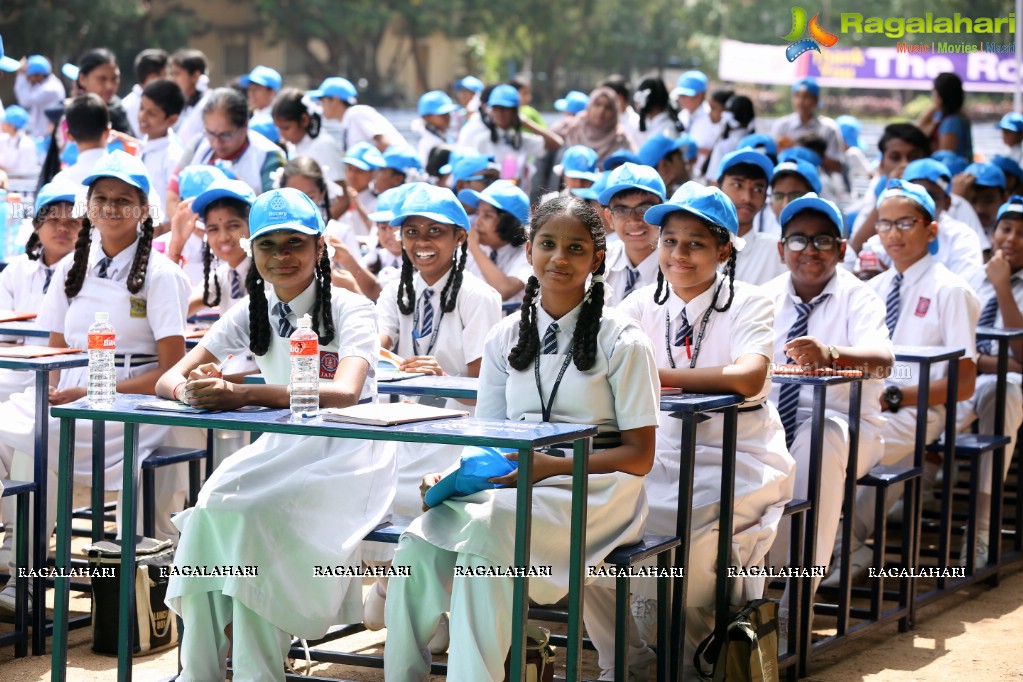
[664,281,721,369]
[535,340,576,422]
[411,298,446,357]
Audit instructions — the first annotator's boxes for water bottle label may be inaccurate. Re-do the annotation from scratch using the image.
[858,252,879,271]
[290,339,318,357]
[319,351,339,380]
[88,333,115,350]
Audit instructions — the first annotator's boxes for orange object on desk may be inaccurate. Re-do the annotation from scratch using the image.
[0,310,38,323]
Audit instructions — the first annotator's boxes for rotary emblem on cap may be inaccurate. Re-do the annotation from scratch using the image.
[407,187,433,207]
[617,167,634,183]
[270,194,287,211]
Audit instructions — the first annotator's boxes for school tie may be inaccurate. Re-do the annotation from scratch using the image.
[673,308,692,348]
[42,267,53,294]
[624,267,640,298]
[489,249,498,264]
[542,322,559,354]
[777,295,831,448]
[884,272,904,337]
[96,256,113,279]
[272,301,294,338]
[418,289,434,338]
[976,294,1000,355]
[230,269,244,299]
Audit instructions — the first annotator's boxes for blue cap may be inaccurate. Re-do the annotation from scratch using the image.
[445,153,495,182]
[249,117,280,144]
[554,90,589,114]
[82,150,151,195]
[738,133,778,158]
[391,184,471,231]
[0,37,18,73]
[991,155,1023,182]
[718,149,774,183]
[2,105,28,130]
[602,148,641,171]
[878,178,936,221]
[779,146,822,168]
[931,150,968,176]
[191,178,257,217]
[996,195,1023,223]
[903,158,953,194]
[675,71,707,97]
[458,180,530,224]
[249,187,324,239]
[965,162,1007,189]
[598,162,667,205]
[61,63,79,81]
[239,65,281,91]
[307,77,357,104]
[998,113,1023,134]
[559,145,599,181]
[455,76,484,93]
[34,180,80,216]
[343,141,386,171]
[382,144,423,174]
[26,55,50,76]
[645,182,742,248]
[418,90,459,117]
[836,115,861,148]
[368,183,420,223]
[487,84,520,109]
[423,446,517,508]
[771,159,822,194]
[571,172,609,202]
[780,193,844,236]
[178,165,229,201]
[60,141,78,167]
[638,134,688,168]
[793,77,821,98]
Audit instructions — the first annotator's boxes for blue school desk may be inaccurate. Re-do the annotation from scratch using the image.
[378,375,479,400]
[48,395,599,682]
[0,320,50,339]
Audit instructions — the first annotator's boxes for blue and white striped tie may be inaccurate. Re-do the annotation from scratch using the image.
[624,267,640,298]
[542,322,559,354]
[230,269,244,299]
[777,295,830,447]
[674,309,692,348]
[884,272,904,338]
[273,301,294,338]
[43,267,53,293]
[418,289,435,338]
[976,294,1000,355]
[96,256,113,279]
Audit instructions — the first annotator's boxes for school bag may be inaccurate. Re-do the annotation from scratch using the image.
[694,598,779,682]
[502,623,556,682]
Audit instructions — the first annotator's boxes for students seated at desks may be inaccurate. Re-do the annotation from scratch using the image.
[956,162,1009,236]
[459,180,532,303]
[618,181,794,674]
[760,158,823,239]
[161,164,230,286]
[280,156,361,259]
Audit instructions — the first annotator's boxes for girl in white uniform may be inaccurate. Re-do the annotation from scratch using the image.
[157,188,394,682]
[459,179,533,303]
[618,182,794,675]
[385,194,660,682]
[271,87,345,184]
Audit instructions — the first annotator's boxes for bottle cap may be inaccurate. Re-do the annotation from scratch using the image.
[95,312,109,322]
[297,314,312,328]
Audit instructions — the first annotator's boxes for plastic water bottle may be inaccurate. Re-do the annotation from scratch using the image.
[289,314,320,419]
[6,193,24,258]
[500,154,519,181]
[87,312,116,409]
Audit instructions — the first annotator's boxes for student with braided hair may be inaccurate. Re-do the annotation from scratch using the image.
[385,194,660,682]
[156,188,393,680]
[618,182,794,676]
[272,87,345,185]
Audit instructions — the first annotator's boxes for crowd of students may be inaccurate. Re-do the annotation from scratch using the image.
[0,42,1022,681]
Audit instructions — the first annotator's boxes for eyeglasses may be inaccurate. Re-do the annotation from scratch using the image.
[875,217,922,233]
[204,127,242,143]
[782,234,840,251]
[609,203,658,220]
[771,191,805,204]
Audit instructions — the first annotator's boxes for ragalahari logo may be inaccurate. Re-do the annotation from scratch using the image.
[783,7,840,62]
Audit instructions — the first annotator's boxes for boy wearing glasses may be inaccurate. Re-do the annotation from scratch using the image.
[717,149,787,285]
[764,194,894,598]
[597,162,666,306]
[758,158,824,238]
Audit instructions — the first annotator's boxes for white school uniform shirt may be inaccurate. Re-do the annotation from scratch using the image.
[770,112,843,166]
[948,193,988,246]
[337,187,378,238]
[412,120,449,168]
[869,254,980,387]
[965,266,1023,357]
[174,89,210,149]
[679,103,719,179]
[864,212,983,280]
[456,116,545,186]
[288,130,346,182]
[0,254,59,398]
[336,105,407,151]
[755,205,782,237]
[602,242,660,308]
[733,230,787,286]
[52,148,165,223]
[141,132,185,214]
[122,84,143,137]
[195,258,251,316]
[362,248,402,289]
[0,131,40,179]
[632,111,679,148]
[324,218,363,262]
[465,242,533,304]
[14,72,66,139]
[183,129,286,195]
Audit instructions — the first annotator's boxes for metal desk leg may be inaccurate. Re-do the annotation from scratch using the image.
[117,423,140,681]
[799,385,827,677]
[836,381,863,645]
[989,344,1010,579]
[566,437,591,682]
[31,370,49,654]
[714,408,738,650]
[671,411,697,682]
[92,421,105,542]
[50,417,75,681]
[509,446,535,682]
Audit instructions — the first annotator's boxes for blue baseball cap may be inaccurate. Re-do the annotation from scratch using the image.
[82,150,151,195]
[2,105,28,130]
[239,65,281,91]
[26,55,51,76]
[488,84,520,109]
[458,180,530,224]
[343,141,386,171]
[676,134,698,162]
[444,153,496,182]
[455,76,484,93]
[391,183,471,231]
[191,178,257,217]
[645,182,743,249]
[878,178,936,221]
[903,158,953,194]
[602,148,641,171]
[638,134,688,168]
[249,187,324,239]
[34,180,81,216]
[965,162,1007,189]
[307,77,357,104]
[780,193,844,236]
[991,155,1023,182]
[718,149,774,183]
[738,133,778,158]
[793,77,821,99]
[571,171,609,202]
[0,36,18,72]
[996,195,1023,223]
[558,145,599,181]
[675,71,707,97]
[554,90,589,114]
[778,146,822,168]
[178,165,229,201]
[598,162,667,205]
[998,113,1023,134]
[836,115,862,149]
[771,159,822,194]
[61,63,79,81]
[249,117,280,144]
[418,90,459,117]
[931,150,968,176]
[382,144,423,174]
[368,183,420,223]
[424,446,517,508]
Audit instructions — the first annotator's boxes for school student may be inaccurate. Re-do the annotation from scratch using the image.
[157,187,393,681]
[168,49,210,149]
[271,87,345,184]
[632,77,683,147]
[1000,113,1023,165]
[385,193,660,681]
[138,79,185,215]
[0,105,39,180]
[413,90,459,167]
[956,162,1009,233]
[281,156,358,252]
[240,65,281,121]
[338,184,417,301]
[770,77,842,174]
[307,76,406,154]
[552,87,634,166]
[459,180,533,303]
[338,141,385,237]
[49,94,110,186]
[993,155,1023,197]
[673,71,717,177]
[704,94,756,182]
[555,145,599,194]
[717,148,787,285]
[637,134,690,196]
[378,144,423,193]
[13,55,65,139]
[122,48,168,138]
[762,158,822,238]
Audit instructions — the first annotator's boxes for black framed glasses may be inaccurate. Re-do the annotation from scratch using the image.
[608,203,658,220]
[782,234,840,251]
[875,217,922,233]
[771,191,805,204]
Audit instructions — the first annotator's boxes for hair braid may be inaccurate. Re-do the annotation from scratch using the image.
[397,248,415,315]
[24,232,42,261]
[507,275,541,370]
[571,260,606,371]
[126,214,154,294]
[247,262,272,356]
[440,240,467,313]
[201,239,222,307]
[654,269,669,305]
[64,216,95,299]
[311,246,336,346]
[713,247,738,312]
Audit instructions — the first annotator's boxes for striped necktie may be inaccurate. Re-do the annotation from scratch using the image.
[624,267,640,298]
[777,294,831,448]
[96,256,113,279]
[884,272,904,337]
[230,269,244,299]
[674,308,692,348]
[43,267,54,293]
[489,249,498,264]
[272,301,294,338]
[542,322,559,354]
[418,289,434,338]
[976,294,1000,355]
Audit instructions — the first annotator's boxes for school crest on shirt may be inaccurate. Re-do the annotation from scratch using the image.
[319,351,339,380]
[129,296,147,318]
[915,297,931,317]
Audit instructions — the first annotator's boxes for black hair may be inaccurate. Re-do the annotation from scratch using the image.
[934,72,966,116]
[723,95,755,137]
[482,105,523,149]
[142,79,185,118]
[170,49,208,76]
[599,74,630,104]
[64,185,154,299]
[134,49,168,84]
[281,156,331,220]
[879,123,931,157]
[272,87,322,139]
[27,201,78,261]
[508,195,606,373]
[493,208,528,247]
[606,187,661,206]
[654,215,736,313]
[246,238,335,356]
[635,77,683,134]
[509,75,531,91]
[771,169,813,192]
[794,133,827,160]
[720,162,768,183]
[426,145,453,178]
[65,94,110,144]
[397,224,469,317]
[201,197,251,307]
[75,48,118,86]
[203,87,249,130]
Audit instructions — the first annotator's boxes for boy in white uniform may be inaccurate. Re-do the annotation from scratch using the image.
[718,149,787,285]
[13,55,65,139]
[308,76,406,154]
[239,65,281,121]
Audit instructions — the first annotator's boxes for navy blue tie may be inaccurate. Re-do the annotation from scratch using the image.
[777,295,830,447]
[624,267,640,298]
[96,256,113,279]
[542,322,559,354]
[885,272,903,338]
[489,249,498,264]
[230,269,244,299]
[43,267,53,294]
[976,294,1000,355]
[418,289,435,338]
[273,301,294,338]
[674,309,692,349]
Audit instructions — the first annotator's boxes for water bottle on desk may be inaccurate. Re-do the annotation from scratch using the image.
[87,312,117,409]
[6,193,25,259]
[289,314,319,419]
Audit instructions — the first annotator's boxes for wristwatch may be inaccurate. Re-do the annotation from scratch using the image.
[826,345,840,363]
[883,385,903,413]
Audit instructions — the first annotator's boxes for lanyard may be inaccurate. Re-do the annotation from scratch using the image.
[535,340,576,422]
[411,300,446,357]
[664,282,720,369]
